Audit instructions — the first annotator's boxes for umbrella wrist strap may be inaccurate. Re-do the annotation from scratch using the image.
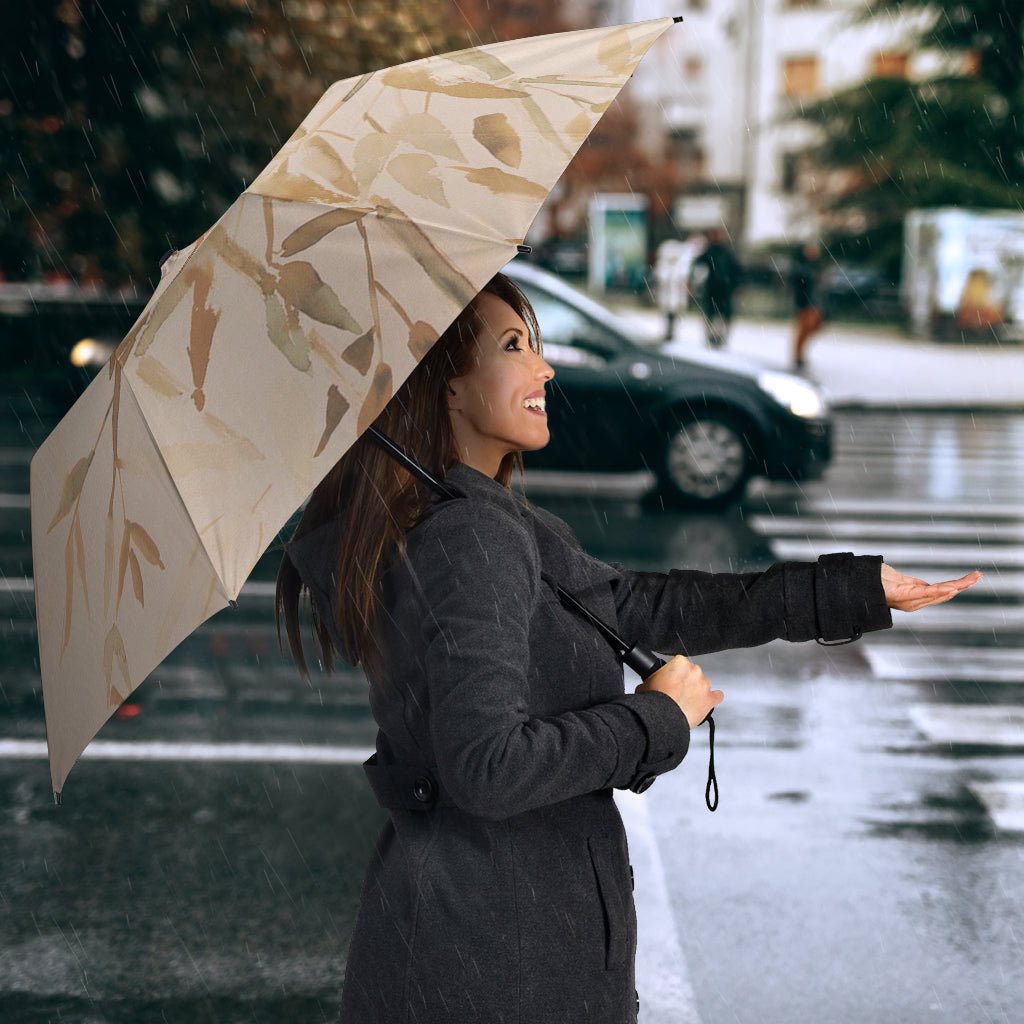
[705,714,718,812]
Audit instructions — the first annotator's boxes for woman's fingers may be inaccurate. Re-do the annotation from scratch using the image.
[890,570,983,612]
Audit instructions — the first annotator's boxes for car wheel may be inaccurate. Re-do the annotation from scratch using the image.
[655,411,753,508]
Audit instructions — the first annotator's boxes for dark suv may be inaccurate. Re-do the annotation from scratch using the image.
[505,261,832,508]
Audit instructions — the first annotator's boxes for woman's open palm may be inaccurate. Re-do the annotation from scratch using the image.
[881,564,982,612]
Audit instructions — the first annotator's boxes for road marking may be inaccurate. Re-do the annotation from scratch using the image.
[885,605,1024,633]
[0,739,376,764]
[908,705,1024,747]
[748,515,1024,542]
[968,781,1024,832]
[768,539,1024,567]
[615,788,702,1024]
[865,644,1024,684]
[521,468,655,497]
[792,497,1024,519]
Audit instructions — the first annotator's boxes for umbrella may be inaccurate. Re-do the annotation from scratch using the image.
[30,15,683,800]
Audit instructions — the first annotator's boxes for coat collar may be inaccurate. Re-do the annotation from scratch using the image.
[285,462,525,608]
[438,460,529,518]
[286,461,623,616]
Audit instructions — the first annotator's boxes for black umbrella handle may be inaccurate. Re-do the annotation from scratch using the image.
[625,644,717,812]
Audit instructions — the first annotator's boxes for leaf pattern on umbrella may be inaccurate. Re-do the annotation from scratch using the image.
[387,153,449,207]
[473,113,522,168]
[453,166,549,201]
[521,96,572,157]
[277,261,363,334]
[103,623,131,709]
[597,30,641,76]
[380,65,529,101]
[342,329,375,375]
[187,261,220,413]
[443,47,514,82]
[357,362,394,437]
[354,132,399,192]
[391,113,466,163]
[371,196,478,308]
[47,454,93,533]
[280,208,369,258]
[314,384,351,458]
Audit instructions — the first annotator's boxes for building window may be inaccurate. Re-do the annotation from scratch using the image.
[780,152,800,194]
[683,56,703,82]
[871,51,909,79]
[782,56,820,99]
[669,128,706,180]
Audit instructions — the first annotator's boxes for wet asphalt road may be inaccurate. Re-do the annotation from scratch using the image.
[1,393,1022,1023]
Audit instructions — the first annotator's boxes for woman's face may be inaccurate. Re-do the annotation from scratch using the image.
[446,292,555,478]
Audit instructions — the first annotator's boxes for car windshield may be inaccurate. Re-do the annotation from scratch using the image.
[509,268,643,353]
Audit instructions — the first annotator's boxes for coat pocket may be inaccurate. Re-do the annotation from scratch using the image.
[587,836,628,970]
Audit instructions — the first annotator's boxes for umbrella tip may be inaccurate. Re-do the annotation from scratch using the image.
[517,245,532,255]
[53,790,62,806]
[229,599,239,610]
[673,15,684,23]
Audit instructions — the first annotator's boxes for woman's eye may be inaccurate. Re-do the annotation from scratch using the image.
[505,338,522,351]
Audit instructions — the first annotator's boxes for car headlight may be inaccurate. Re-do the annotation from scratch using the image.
[757,370,829,419]
[70,337,116,368]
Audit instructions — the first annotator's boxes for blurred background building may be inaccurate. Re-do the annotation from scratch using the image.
[2,0,1020,326]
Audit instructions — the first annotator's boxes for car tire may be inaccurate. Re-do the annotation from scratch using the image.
[653,410,754,509]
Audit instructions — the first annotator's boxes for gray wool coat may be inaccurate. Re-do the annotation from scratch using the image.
[286,460,893,1024]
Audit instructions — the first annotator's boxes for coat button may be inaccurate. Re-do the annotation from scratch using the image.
[631,773,656,794]
[412,775,435,803]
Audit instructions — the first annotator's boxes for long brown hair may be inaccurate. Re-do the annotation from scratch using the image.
[275,272,542,684]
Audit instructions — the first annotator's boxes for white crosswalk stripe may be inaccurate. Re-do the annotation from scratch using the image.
[967,782,1024,833]
[750,412,1024,833]
[768,538,1024,567]
[864,645,1024,684]
[908,704,1024,748]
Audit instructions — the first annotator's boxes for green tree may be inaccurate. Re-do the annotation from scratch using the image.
[0,1,471,286]
[791,0,1024,277]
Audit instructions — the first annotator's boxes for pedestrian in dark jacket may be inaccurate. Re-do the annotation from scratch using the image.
[276,273,981,1024]
[790,241,824,369]
[691,226,742,348]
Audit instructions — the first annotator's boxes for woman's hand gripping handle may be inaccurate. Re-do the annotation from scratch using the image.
[635,653,723,728]
[628,650,724,810]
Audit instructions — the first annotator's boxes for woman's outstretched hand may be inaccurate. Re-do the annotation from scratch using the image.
[881,564,983,612]
[635,654,724,728]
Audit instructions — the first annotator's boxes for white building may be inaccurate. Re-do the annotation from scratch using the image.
[610,0,932,251]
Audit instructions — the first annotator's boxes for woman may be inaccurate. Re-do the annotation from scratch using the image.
[276,273,979,1023]
[790,241,824,370]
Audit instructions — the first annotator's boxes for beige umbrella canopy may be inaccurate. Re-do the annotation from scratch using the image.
[30,16,680,798]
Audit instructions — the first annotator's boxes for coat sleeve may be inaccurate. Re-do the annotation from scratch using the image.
[410,503,690,821]
[604,553,892,657]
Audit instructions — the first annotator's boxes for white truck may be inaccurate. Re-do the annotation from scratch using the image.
[902,207,1024,342]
